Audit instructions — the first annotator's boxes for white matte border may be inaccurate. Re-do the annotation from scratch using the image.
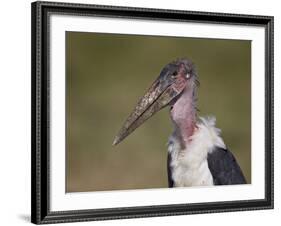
[50,14,265,211]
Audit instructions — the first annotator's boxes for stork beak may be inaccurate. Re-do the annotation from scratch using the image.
[113,76,181,146]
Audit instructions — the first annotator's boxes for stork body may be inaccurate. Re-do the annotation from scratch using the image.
[113,58,246,187]
[167,117,246,187]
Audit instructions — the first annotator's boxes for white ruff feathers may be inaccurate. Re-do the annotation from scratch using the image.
[168,116,226,187]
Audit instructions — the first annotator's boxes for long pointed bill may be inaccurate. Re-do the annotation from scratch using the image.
[113,77,182,146]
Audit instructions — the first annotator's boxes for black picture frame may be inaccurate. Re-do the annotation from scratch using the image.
[31,1,274,224]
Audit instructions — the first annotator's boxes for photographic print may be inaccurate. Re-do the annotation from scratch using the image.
[31,1,273,224]
[66,32,251,192]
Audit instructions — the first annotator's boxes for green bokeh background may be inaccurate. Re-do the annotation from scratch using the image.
[66,32,251,192]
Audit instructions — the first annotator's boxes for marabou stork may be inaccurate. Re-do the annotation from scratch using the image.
[113,58,246,187]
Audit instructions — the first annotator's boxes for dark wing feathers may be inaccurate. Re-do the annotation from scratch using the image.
[167,152,174,187]
[207,147,247,185]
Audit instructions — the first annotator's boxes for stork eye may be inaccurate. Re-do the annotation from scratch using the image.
[171,71,177,78]
[186,73,191,79]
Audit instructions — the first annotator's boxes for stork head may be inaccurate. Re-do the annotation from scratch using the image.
[113,58,197,146]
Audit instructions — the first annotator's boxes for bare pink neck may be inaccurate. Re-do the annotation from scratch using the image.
[170,88,196,144]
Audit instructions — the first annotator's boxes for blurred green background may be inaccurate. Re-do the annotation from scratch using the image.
[66,31,251,192]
